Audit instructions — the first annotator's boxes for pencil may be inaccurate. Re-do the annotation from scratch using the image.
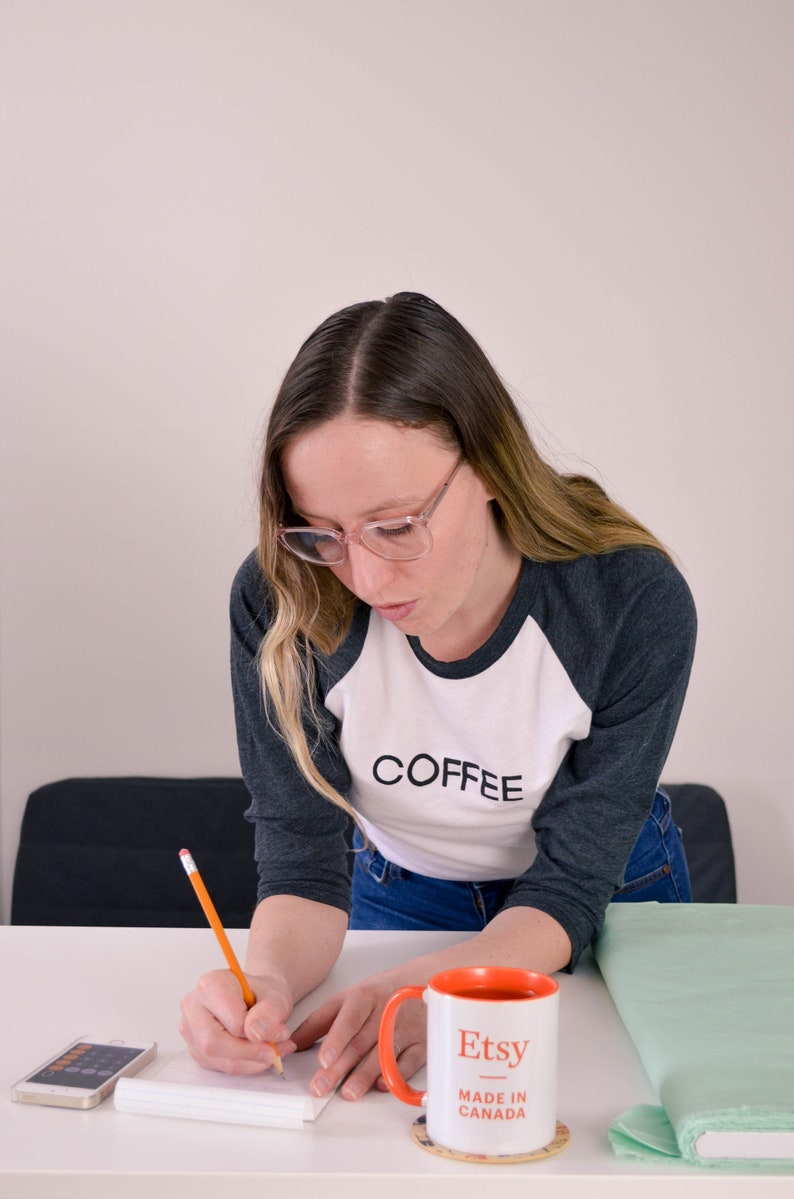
[179,848,285,1078]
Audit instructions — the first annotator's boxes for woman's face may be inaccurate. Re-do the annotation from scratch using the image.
[281,416,522,660]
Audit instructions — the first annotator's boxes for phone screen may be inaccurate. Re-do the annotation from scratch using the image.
[25,1042,146,1089]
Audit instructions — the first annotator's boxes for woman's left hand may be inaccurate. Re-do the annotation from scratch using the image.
[290,966,427,1101]
[290,907,571,1101]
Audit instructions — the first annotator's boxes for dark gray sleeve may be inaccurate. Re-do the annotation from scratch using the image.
[504,556,697,969]
[230,552,353,914]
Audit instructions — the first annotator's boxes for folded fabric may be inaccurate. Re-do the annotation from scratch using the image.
[593,904,794,1169]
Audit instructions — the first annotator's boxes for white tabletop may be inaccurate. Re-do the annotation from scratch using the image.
[0,925,788,1198]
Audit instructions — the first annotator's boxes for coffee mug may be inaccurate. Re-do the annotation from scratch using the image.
[378,965,558,1157]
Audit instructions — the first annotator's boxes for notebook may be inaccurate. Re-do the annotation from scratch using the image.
[114,1048,334,1129]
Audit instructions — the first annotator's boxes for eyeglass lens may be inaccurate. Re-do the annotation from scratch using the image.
[280,519,433,564]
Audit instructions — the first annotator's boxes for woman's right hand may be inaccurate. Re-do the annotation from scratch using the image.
[179,968,297,1075]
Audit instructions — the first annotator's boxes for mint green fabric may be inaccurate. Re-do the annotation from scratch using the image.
[593,904,794,1169]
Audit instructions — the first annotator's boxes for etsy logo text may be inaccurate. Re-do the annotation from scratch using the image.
[457,1029,529,1069]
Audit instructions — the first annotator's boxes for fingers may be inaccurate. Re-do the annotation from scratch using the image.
[243,996,292,1047]
[328,1029,427,1102]
[179,968,296,1075]
[291,982,426,1101]
[181,967,429,1096]
[375,1040,425,1091]
[289,992,344,1053]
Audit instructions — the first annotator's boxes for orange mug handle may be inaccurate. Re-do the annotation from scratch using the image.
[378,985,425,1106]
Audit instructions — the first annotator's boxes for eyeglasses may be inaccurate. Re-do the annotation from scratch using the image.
[278,458,464,566]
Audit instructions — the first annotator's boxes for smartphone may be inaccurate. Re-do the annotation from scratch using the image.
[11,1036,158,1109]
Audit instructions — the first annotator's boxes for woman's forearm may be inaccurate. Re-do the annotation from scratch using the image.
[398,906,572,984]
[244,894,349,1003]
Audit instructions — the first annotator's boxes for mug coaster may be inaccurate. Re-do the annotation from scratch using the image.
[410,1114,571,1163]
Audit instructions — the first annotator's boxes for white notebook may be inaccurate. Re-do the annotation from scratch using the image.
[114,1049,333,1129]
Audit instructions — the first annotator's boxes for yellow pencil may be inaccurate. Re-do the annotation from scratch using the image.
[179,848,285,1078]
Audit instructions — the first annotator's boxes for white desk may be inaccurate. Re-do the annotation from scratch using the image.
[0,926,789,1198]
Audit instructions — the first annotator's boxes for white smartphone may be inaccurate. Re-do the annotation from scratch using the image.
[11,1036,158,1109]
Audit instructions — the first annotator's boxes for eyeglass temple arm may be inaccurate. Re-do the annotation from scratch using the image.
[422,457,465,520]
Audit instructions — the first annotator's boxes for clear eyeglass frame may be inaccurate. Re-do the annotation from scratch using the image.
[278,457,464,566]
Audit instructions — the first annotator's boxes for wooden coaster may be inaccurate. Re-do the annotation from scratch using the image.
[410,1114,571,1163]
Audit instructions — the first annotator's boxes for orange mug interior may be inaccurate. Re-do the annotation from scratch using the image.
[430,965,558,1001]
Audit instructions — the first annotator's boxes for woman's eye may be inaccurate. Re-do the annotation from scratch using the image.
[373,522,413,539]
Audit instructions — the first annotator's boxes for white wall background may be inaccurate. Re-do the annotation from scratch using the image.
[2,0,792,922]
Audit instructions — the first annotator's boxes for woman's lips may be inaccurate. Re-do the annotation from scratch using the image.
[372,600,418,623]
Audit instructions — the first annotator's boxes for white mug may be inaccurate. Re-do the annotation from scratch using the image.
[379,965,558,1157]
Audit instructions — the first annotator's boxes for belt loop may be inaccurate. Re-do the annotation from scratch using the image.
[654,787,672,833]
[368,848,391,883]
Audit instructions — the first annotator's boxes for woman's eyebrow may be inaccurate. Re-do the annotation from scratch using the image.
[293,493,423,523]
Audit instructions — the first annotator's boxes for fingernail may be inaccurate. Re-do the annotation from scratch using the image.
[311,1075,331,1097]
[342,1078,363,1101]
[319,1045,338,1069]
[248,1022,269,1043]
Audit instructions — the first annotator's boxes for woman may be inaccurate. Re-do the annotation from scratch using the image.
[180,291,696,1102]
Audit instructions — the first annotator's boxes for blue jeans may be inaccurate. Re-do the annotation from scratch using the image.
[611,787,692,905]
[349,787,691,931]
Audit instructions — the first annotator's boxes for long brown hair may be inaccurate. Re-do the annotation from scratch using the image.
[257,292,669,814]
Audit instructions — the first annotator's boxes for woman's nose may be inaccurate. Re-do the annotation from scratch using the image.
[343,541,397,601]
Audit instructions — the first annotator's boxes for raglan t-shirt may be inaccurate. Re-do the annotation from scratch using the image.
[232,546,696,967]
